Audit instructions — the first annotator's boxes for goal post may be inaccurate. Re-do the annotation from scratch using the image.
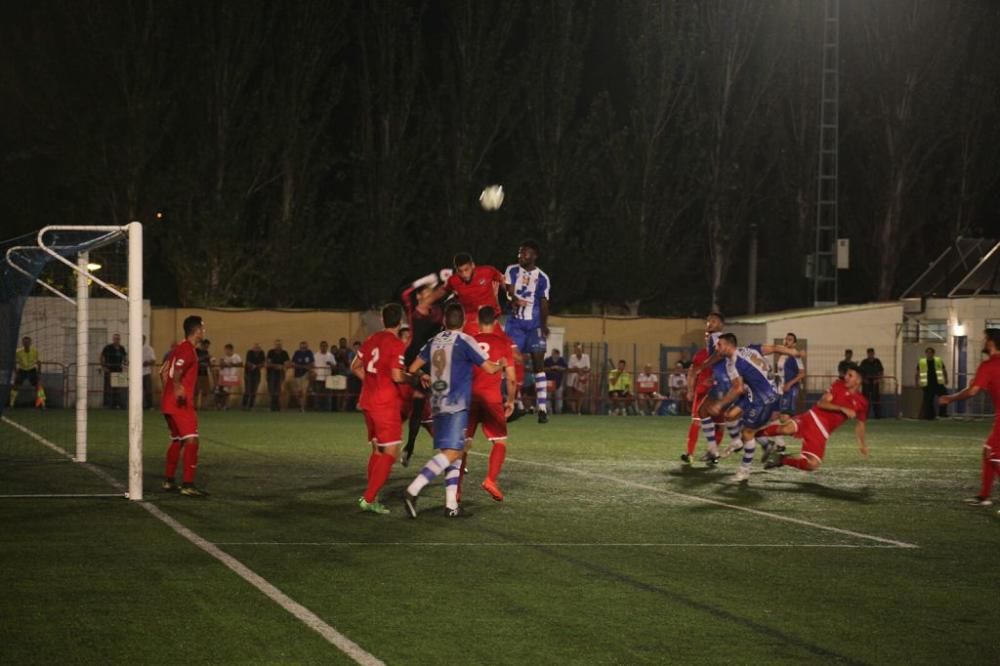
[2,222,144,500]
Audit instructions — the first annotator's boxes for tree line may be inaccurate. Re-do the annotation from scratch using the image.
[1,0,998,314]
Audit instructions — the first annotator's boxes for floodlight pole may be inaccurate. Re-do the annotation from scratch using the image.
[76,252,89,463]
[127,221,143,501]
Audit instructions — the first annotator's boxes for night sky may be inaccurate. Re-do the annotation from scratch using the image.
[1,1,999,314]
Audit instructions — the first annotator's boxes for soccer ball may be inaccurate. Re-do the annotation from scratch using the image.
[479,185,504,211]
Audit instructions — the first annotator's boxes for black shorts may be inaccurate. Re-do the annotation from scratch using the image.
[14,369,38,387]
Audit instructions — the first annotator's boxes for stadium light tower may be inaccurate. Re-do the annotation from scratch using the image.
[813,0,840,306]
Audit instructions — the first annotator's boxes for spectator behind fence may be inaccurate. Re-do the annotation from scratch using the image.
[837,349,854,378]
[312,340,336,411]
[215,343,242,410]
[566,342,591,415]
[858,347,884,419]
[10,336,43,409]
[290,341,315,412]
[917,347,948,420]
[195,339,213,410]
[347,340,362,410]
[142,335,156,410]
[101,333,127,409]
[266,340,290,412]
[243,343,265,410]
[544,348,568,414]
[669,361,688,410]
[637,363,664,416]
[607,359,633,416]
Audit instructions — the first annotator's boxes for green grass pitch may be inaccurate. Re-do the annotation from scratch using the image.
[2,410,999,664]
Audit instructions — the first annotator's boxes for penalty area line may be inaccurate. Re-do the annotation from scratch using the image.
[469,450,920,550]
[0,416,383,666]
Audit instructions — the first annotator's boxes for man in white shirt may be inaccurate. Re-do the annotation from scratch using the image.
[142,335,156,410]
[566,342,591,415]
[215,343,243,410]
[636,364,664,416]
[312,340,337,411]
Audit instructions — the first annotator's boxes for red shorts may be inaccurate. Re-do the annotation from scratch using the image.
[792,411,829,461]
[397,384,432,423]
[466,398,508,442]
[364,407,402,446]
[164,411,198,441]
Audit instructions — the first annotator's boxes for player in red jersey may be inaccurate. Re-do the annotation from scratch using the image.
[681,343,717,464]
[445,253,505,336]
[351,303,409,515]
[939,328,1000,510]
[761,363,869,472]
[462,307,517,501]
[160,315,208,497]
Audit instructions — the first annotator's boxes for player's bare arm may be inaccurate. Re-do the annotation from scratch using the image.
[761,343,805,358]
[350,355,364,382]
[709,378,744,416]
[816,391,853,417]
[855,420,869,458]
[540,297,550,338]
[939,384,981,405]
[504,366,517,417]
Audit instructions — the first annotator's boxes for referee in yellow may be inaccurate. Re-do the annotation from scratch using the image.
[11,336,44,408]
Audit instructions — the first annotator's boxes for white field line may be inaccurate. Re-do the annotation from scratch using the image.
[468,451,920,549]
[0,416,383,666]
[213,541,899,549]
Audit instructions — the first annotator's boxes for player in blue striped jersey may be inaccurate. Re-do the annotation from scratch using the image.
[708,333,804,483]
[504,239,552,423]
[403,302,502,518]
[773,332,806,454]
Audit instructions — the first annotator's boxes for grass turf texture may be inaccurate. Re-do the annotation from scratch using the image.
[2,411,999,664]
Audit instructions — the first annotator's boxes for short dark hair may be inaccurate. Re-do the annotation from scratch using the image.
[520,239,540,254]
[986,329,1000,348]
[707,311,726,323]
[618,359,627,364]
[382,303,404,328]
[201,339,211,346]
[453,252,474,268]
[842,362,862,376]
[845,349,853,354]
[925,347,935,354]
[444,302,465,329]
[183,315,203,337]
[224,343,233,350]
[866,347,875,354]
[785,332,797,342]
[477,306,497,326]
[719,333,738,347]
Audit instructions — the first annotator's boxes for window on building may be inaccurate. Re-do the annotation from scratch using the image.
[903,320,948,342]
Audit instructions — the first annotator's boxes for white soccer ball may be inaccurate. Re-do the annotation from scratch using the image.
[479,185,504,211]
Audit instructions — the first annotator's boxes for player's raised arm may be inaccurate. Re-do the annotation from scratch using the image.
[761,343,805,358]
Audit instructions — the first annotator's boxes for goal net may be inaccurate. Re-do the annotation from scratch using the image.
[1,223,145,499]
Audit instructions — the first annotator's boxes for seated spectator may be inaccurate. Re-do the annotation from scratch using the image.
[636,364,663,416]
[544,348,568,414]
[607,359,633,416]
[669,361,689,413]
[215,343,242,410]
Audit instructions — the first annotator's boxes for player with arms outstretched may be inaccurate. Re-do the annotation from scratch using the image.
[465,307,517,501]
[404,303,502,518]
[504,239,551,423]
[400,272,449,466]
[762,362,869,473]
[351,303,409,515]
[160,315,208,497]
[939,328,1000,510]
[446,253,505,336]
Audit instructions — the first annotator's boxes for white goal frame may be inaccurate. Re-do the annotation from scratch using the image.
[4,222,144,500]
